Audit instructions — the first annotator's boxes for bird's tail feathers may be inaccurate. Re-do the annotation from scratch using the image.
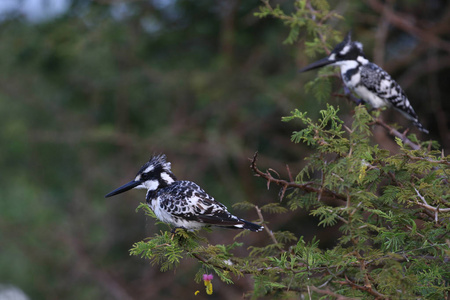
[197,213,263,232]
[239,219,264,232]
[413,120,429,134]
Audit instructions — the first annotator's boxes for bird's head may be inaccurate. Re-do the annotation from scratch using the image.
[299,32,366,72]
[105,154,176,198]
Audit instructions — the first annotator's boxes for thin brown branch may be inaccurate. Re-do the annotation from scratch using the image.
[190,252,251,274]
[406,225,438,248]
[373,118,421,150]
[380,162,404,188]
[338,276,388,299]
[329,208,349,224]
[255,205,279,245]
[190,252,308,275]
[249,152,346,202]
[286,164,294,182]
[191,244,450,282]
[191,251,264,275]
[260,0,294,22]
[305,3,332,55]
[318,168,325,202]
[191,252,209,265]
[309,285,359,300]
[406,153,450,166]
[414,188,450,213]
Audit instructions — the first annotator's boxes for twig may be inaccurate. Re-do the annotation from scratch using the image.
[406,153,450,166]
[309,285,359,300]
[286,164,294,182]
[380,164,404,188]
[191,252,209,265]
[250,152,347,202]
[254,205,280,245]
[307,285,312,299]
[305,3,332,55]
[338,275,388,299]
[373,118,421,150]
[329,208,349,224]
[318,166,326,202]
[260,0,294,22]
[406,225,438,248]
[413,188,450,216]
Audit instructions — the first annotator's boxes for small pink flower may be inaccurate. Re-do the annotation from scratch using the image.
[202,274,213,295]
[202,274,213,281]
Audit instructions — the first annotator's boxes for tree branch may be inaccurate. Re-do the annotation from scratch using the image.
[249,152,346,202]
[337,276,387,299]
[309,285,359,300]
[413,188,450,226]
[372,118,421,150]
[254,205,280,245]
[406,153,450,166]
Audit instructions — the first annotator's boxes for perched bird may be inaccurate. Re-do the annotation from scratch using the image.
[105,154,263,232]
[299,32,429,134]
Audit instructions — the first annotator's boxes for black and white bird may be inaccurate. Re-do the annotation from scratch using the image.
[105,154,263,232]
[299,32,429,134]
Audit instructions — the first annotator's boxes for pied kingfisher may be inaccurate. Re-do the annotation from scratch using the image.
[299,32,429,134]
[105,154,263,232]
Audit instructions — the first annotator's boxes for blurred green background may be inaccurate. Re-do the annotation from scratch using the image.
[0,0,449,299]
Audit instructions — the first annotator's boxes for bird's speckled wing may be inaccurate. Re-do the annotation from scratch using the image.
[359,63,428,133]
[157,181,243,226]
[360,63,417,119]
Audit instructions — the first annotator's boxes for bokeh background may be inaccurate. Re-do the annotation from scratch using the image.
[0,0,449,299]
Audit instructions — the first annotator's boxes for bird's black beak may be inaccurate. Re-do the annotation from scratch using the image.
[298,57,334,73]
[105,180,142,198]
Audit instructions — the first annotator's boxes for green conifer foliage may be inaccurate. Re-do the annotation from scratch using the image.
[131,1,450,298]
[132,101,449,298]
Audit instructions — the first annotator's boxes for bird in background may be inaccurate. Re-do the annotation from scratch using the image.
[105,154,263,232]
[298,32,429,134]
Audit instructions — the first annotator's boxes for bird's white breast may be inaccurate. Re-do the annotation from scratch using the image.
[335,60,360,89]
[353,85,387,108]
[149,196,204,230]
[336,60,388,108]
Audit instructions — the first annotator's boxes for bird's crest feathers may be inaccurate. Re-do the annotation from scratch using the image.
[330,32,365,61]
[137,154,172,176]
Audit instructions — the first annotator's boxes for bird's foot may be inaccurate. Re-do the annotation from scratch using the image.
[355,98,365,105]
[343,86,352,96]
[343,86,364,105]
[367,106,376,113]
